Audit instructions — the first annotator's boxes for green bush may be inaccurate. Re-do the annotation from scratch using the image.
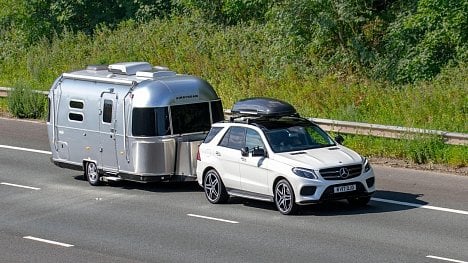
[7,82,47,119]
[342,134,467,167]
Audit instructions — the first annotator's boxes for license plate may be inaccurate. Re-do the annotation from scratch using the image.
[333,184,356,193]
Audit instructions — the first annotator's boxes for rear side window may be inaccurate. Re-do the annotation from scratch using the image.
[204,127,223,143]
[219,126,246,150]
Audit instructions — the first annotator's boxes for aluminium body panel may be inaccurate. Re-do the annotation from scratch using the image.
[47,62,222,183]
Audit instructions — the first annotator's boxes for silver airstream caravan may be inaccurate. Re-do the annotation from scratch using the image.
[47,62,224,185]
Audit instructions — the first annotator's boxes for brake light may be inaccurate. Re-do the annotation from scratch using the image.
[196,147,201,161]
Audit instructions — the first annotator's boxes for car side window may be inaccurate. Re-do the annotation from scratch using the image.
[245,128,264,150]
[219,126,246,150]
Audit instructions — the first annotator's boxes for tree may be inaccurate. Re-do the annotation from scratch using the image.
[380,0,468,83]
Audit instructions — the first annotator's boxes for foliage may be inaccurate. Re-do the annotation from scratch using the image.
[378,0,468,83]
[180,0,273,25]
[269,0,380,75]
[0,0,466,166]
[342,134,467,167]
[7,82,47,119]
[0,0,175,44]
[1,0,467,83]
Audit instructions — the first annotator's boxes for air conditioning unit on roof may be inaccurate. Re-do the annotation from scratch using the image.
[108,62,152,75]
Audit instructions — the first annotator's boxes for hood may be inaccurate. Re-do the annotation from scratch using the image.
[272,145,362,170]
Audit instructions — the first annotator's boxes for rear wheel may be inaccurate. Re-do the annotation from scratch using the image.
[274,179,299,215]
[85,162,101,186]
[347,196,371,207]
[203,169,228,204]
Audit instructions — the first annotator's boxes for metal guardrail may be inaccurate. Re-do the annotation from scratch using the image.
[0,86,48,96]
[1,86,466,145]
[309,118,467,146]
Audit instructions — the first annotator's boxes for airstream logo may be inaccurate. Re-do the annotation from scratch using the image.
[176,94,199,100]
[339,167,350,179]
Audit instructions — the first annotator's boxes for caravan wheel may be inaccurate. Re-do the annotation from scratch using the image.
[85,162,101,186]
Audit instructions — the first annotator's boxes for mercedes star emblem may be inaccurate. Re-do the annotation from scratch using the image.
[339,167,350,179]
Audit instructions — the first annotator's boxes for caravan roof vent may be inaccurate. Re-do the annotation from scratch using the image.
[136,70,177,79]
[86,65,108,71]
[108,62,152,75]
[153,66,170,71]
[231,97,298,117]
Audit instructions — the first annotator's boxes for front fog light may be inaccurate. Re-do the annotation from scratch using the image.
[292,167,318,179]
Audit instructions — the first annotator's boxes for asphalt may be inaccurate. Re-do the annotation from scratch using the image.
[0,118,467,263]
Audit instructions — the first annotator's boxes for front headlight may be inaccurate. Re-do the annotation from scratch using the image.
[292,167,318,179]
[363,157,372,173]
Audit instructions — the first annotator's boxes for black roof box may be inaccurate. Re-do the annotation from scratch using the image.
[231,97,298,117]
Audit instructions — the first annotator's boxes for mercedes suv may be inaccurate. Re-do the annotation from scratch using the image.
[196,98,375,215]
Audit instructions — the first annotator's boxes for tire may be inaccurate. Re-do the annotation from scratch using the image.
[85,162,101,186]
[347,196,371,207]
[274,179,299,215]
[203,169,229,204]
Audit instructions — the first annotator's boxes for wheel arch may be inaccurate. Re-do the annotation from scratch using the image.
[272,176,288,194]
[201,166,217,182]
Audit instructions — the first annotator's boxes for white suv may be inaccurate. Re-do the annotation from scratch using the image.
[196,98,375,215]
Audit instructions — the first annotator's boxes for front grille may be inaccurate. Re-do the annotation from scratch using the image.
[319,164,362,180]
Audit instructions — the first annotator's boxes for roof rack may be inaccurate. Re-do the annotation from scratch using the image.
[230,97,299,119]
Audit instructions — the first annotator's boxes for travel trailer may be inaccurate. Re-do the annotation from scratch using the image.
[47,62,224,185]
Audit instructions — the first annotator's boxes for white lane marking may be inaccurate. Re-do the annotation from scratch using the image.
[372,198,468,215]
[426,255,468,263]
[23,236,74,248]
[0,144,51,155]
[187,214,239,224]
[1,182,40,190]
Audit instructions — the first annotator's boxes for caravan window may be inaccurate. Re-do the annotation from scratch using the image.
[69,100,84,109]
[211,100,224,123]
[102,100,113,123]
[69,112,83,122]
[171,102,211,134]
[132,107,170,136]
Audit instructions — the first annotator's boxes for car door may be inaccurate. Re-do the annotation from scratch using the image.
[215,126,245,190]
[239,128,270,196]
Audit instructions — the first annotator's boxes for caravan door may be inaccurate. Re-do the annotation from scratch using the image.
[99,93,118,172]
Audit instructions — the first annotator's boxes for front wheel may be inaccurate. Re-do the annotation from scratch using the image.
[203,169,229,204]
[85,162,101,186]
[274,179,299,215]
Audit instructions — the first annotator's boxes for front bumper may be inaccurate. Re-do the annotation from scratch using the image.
[293,168,376,205]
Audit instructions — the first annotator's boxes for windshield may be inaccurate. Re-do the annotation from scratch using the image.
[264,123,335,153]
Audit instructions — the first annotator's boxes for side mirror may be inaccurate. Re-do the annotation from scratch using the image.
[335,135,344,145]
[241,147,249,157]
[252,147,266,157]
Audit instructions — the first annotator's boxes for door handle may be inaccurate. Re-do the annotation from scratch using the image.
[241,157,246,162]
[215,151,221,156]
